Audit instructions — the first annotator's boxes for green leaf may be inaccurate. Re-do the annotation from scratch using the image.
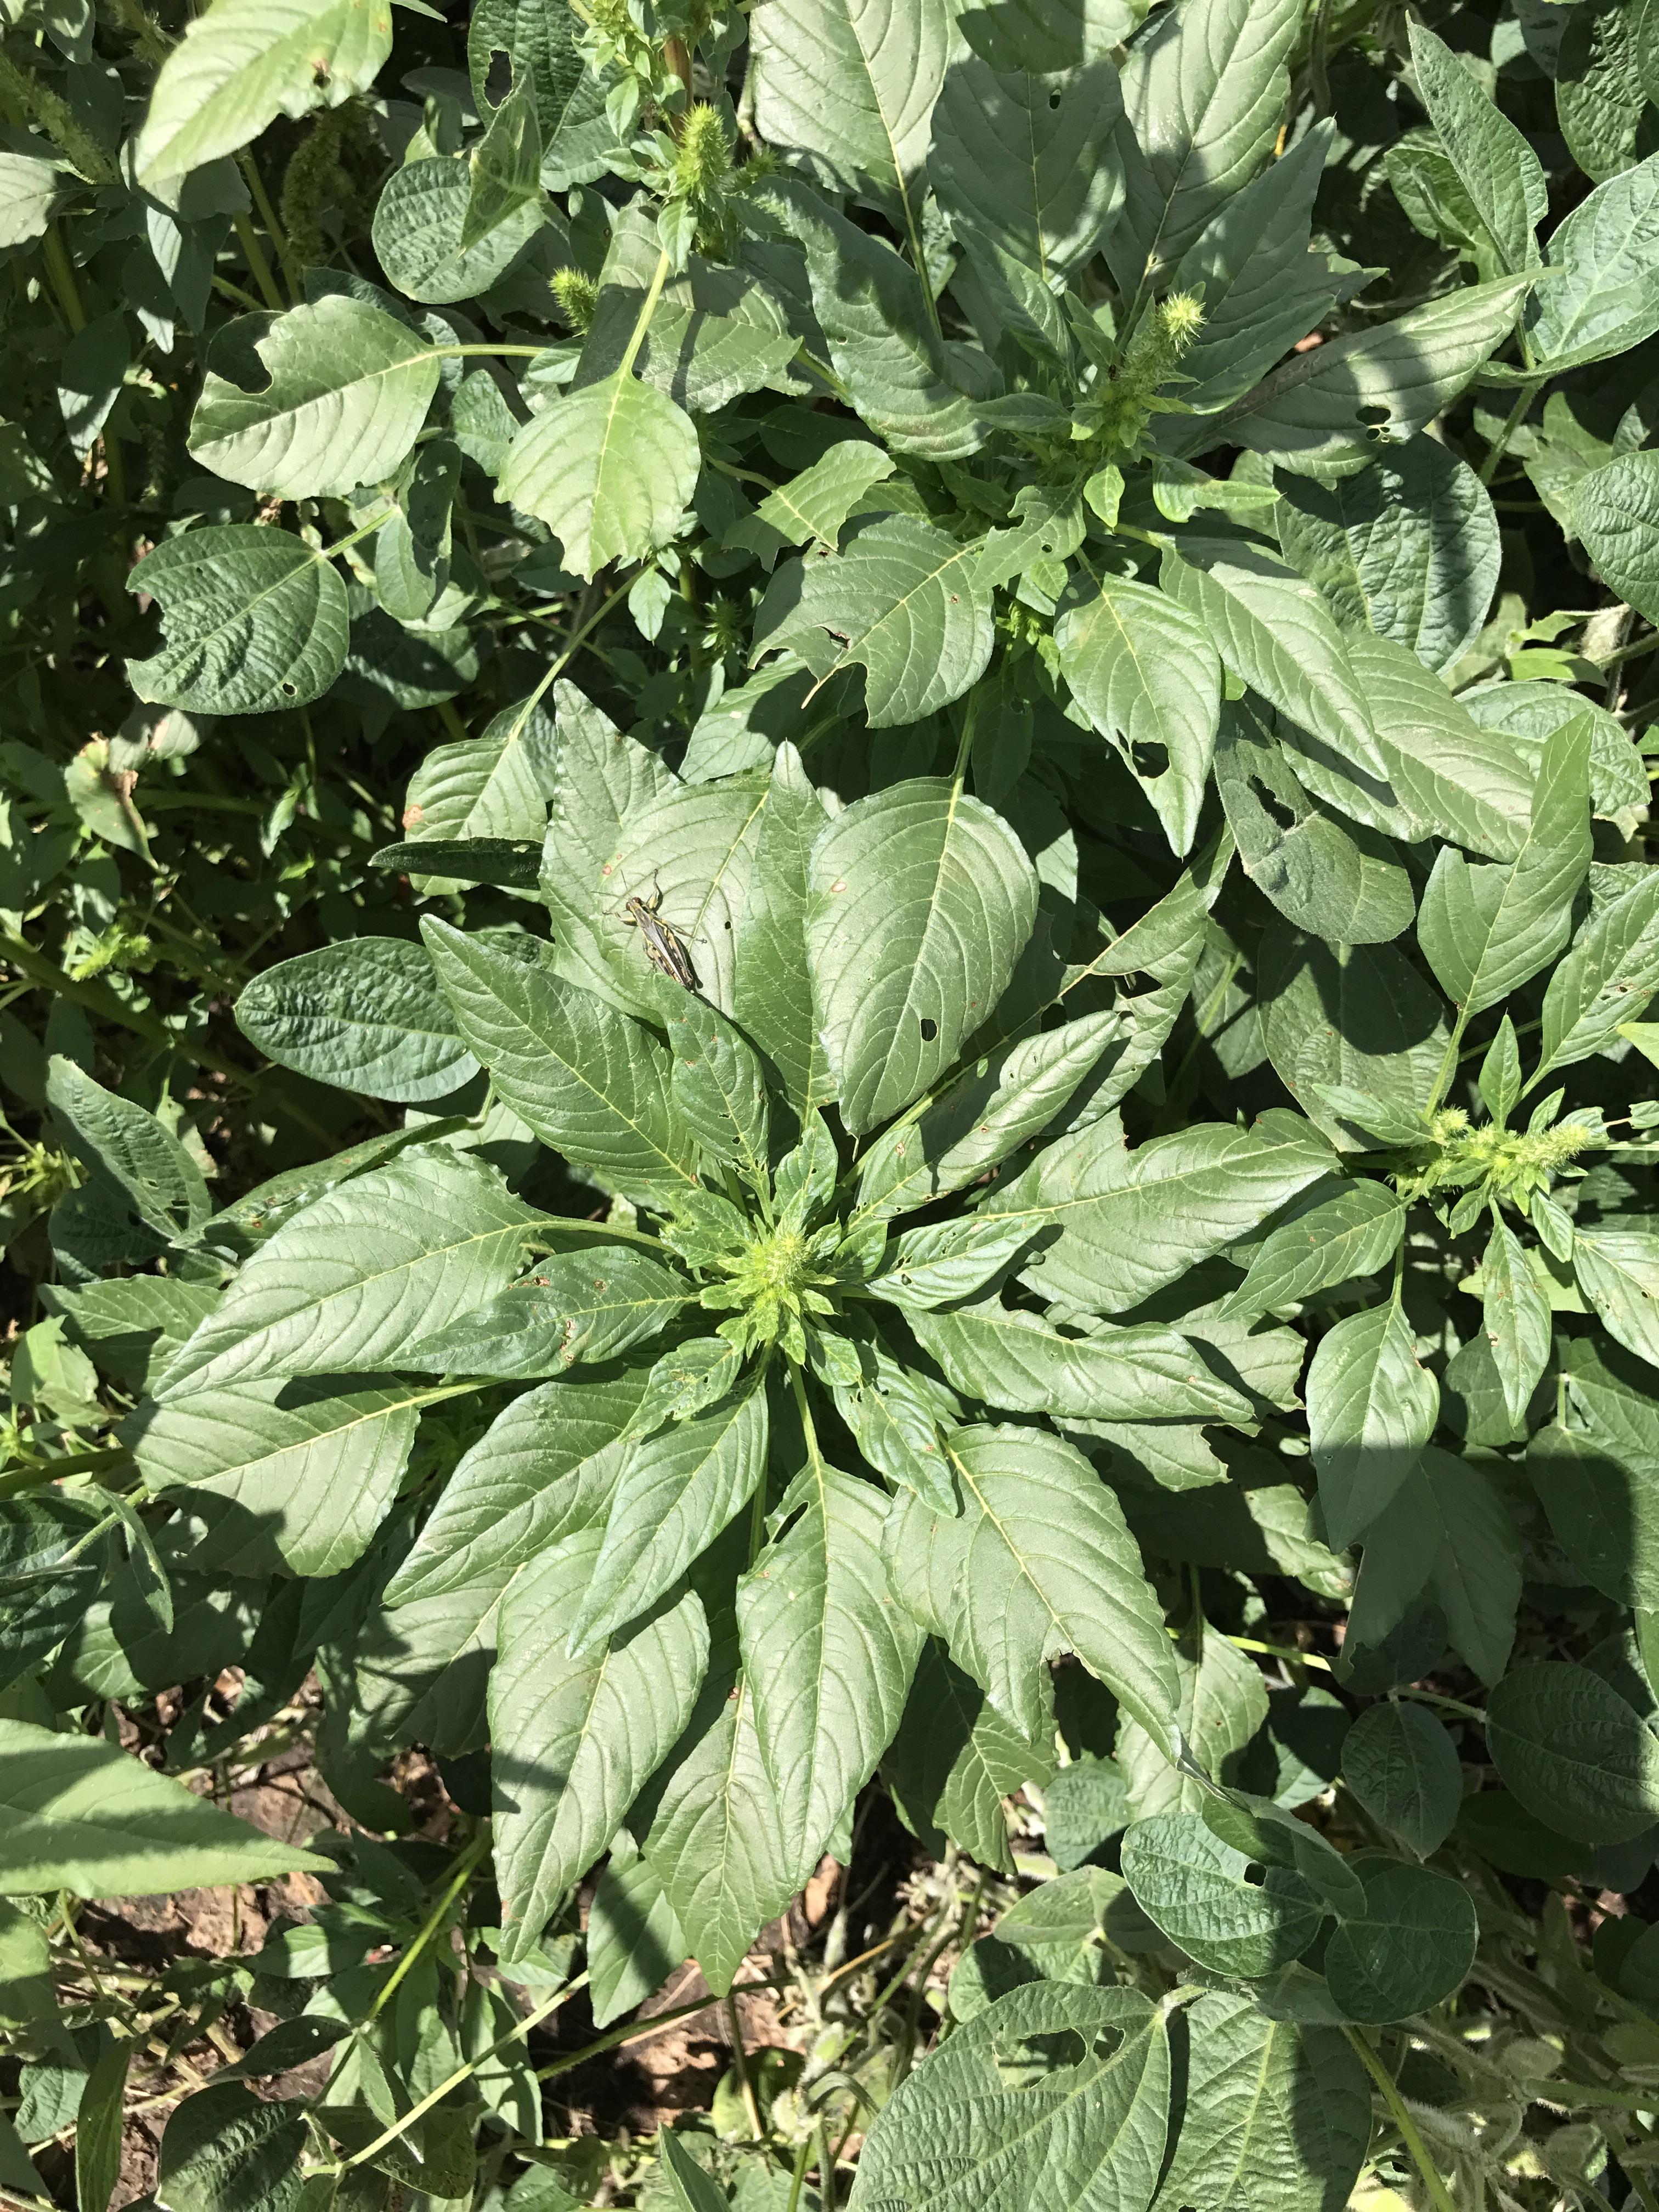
[403,688,557,867]
[588,1855,687,2029]
[1407,20,1547,276]
[738,1463,923,1887]
[1529,1338,1659,1610]
[1119,1633,1268,1821]
[571,1367,769,1651]
[1322,1857,1477,2023]
[386,1368,645,1606]
[131,1375,428,1578]
[1274,438,1500,676]
[732,742,836,1119]
[1054,577,1221,858]
[1558,0,1649,183]
[597,775,771,1021]
[884,1422,1180,1751]
[157,1148,540,1397]
[1156,1993,1369,2212]
[422,919,699,1198]
[1417,715,1593,1018]
[0,150,62,250]
[1342,1701,1462,1860]
[490,1526,708,1962]
[806,777,1038,1132]
[1214,707,1414,944]
[1121,1813,1323,1977]
[661,989,769,1183]
[126,524,350,714]
[1478,1217,1553,1427]
[906,1304,1250,1423]
[749,0,952,221]
[375,437,458,619]
[1485,1660,1659,1843]
[1419,1447,1520,1685]
[1160,539,1384,780]
[1573,1224,1659,1372]
[854,1006,1125,1220]
[759,515,996,728]
[402,1246,691,1378]
[1343,630,1537,862]
[1220,1183,1406,1319]
[1534,865,1659,1082]
[155,2080,306,2212]
[657,2127,730,2212]
[644,1671,798,1997]
[1220,277,1533,473]
[884,1640,1054,1875]
[727,439,896,562]
[188,296,439,499]
[1113,0,1304,285]
[1307,1296,1438,1550]
[930,48,1124,283]
[1524,150,1659,371]
[865,1216,1037,1311]
[467,0,584,151]
[371,89,547,304]
[499,372,700,581]
[46,1055,210,1242]
[235,937,479,1103]
[763,178,994,458]
[984,1108,1334,1316]
[847,1982,1170,2212]
[75,2035,131,2212]
[0,1717,328,1894]
[136,0,393,186]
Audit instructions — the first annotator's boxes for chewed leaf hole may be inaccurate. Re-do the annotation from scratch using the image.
[1243,1863,1267,1887]
[992,2027,1089,2087]
[919,1017,938,1041]
[1249,777,1299,834]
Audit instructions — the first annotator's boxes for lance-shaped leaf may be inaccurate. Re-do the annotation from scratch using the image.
[422,919,699,1198]
[853,1006,1125,1220]
[906,1304,1250,1424]
[499,373,699,581]
[733,742,836,1118]
[1218,276,1533,472]
[1220,1182,1406,1318]
[1479,1217,1552,1427]
[850,1982,1171,2212]
[404,689,557,861]
[126,525,349,714]
[1418,715,1592,1017]
[129,1375,430,1579]
[0,1718,327,1894]
[157,1149,541,1398]
[386,1369,645,1606]
[806,778,1039,1132]
[645,1671,798,1997]
[658,989,770,1187]
[490,1529,708,1963]
[46,1057,210,1243]
[1534,870,1659,1080]
[1112,0,1304,284]
[602,776,771,1019]
[571,1368,769,1651]
[1573,1226,1659,1372]
[188,296,440,499]
[1525,153,1659,373]
[983,1108,1334,1316]
[1155,1993,1370,2212]
[1344,629,1536,861]
[401,1247,691,1378]
[1054,577,1221,857]
[749,0,952,217]
[136,0,393,187]
[728,441,897,563]
[758,516,995,728]
[1160,539,1383,778]
[1307,1296,1438,1549]
[738,1465,923,1888]
[1407,20,1547,276]
[235,937,478,1103]
[1118,1633,1268,1821]
[884,1423,1180,1750]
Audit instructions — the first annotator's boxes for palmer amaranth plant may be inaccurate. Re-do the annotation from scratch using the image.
[6,0,1659,2206]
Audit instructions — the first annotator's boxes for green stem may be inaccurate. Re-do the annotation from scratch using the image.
[725,1993,765,2140]
[1344,2026,1460,2212]
[435,698,469,743]
[1479,377,1545,487]
[365,1824,491,2023]
[237,150,301,300]
[1425,1003,1472,1116]
[232,212,285,314]
[532,1972,791,2083]
[785,2136,812,2212]
[42,224,85,332]
[619,250,674,379]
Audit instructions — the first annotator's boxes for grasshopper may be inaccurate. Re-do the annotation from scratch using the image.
[622,880,700,991]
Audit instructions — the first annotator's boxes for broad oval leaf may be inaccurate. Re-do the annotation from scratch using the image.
[807,778,1039,1132]
[127,525,349,714]
[1322,1856,1477,2023]
[235,936,478,1102]
[188,296,439,499]
[1120,1813,1324,1978]
[1342,1700,1462,1860]
[498,373,699,581]
[1486,1660,1659,1843]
